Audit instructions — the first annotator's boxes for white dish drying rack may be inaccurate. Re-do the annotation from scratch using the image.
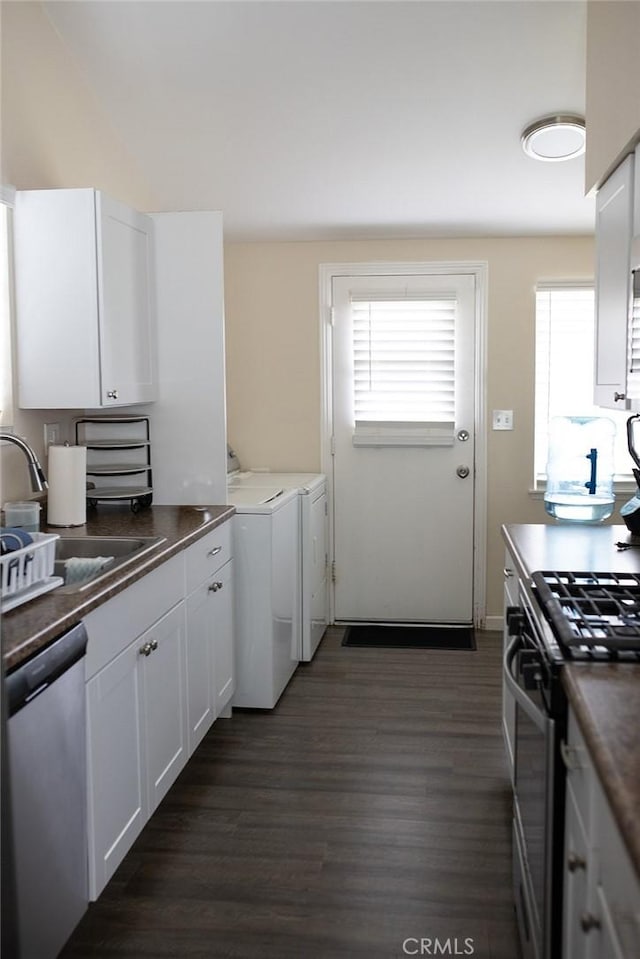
[1,532,63,612]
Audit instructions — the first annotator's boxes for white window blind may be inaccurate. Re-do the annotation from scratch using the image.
[350,293,457,447]
[534,284,631,481]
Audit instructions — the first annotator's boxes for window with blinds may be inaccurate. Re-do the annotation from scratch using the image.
[350,292,457,447]
[534,284,631,482]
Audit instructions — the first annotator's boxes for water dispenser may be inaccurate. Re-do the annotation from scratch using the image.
[544,415,615,523]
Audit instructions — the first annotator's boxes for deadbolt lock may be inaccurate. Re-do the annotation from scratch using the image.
[456,465,470,479]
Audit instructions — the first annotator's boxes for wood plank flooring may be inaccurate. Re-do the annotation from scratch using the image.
[61,627,520,959]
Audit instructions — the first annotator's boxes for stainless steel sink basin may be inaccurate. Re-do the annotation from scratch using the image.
[53,535,166,592]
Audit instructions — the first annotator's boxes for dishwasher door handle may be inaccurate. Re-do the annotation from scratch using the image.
[6,622,88,716]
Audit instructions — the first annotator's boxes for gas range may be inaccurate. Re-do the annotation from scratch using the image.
[532,569,640,661]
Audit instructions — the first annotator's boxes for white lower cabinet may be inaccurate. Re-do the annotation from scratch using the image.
[138,604,187,815]
[86,595,187,900]
[86,638,146,900]
[84,519,234,901]
[184,525,234,753]
[562,708,640,959]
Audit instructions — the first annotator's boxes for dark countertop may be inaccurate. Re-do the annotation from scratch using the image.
[502,523,640,881]
[563,664,640,882]
[502,522,640,582]
[2,504,234,672]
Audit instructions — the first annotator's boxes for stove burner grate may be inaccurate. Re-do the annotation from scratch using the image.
[533,570,640,656]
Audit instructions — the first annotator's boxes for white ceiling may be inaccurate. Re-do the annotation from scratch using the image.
[43,0,594,241]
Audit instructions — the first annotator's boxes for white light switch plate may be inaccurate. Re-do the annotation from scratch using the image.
[493,410,514,431]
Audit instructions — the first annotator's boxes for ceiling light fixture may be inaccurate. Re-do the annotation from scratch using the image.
[521,114,586,162]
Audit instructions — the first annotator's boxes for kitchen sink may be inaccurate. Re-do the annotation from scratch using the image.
[53,535,166,592]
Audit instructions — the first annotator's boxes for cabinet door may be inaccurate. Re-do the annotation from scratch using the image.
[213,559,234,714]
[591,775,640,959]
[15,188,103,408]
[594,153,634,410]
[96,192,157,406]
[86,640,146,900]
[139,603,188,814]
[185,578,216,754]
[563,783,590,959]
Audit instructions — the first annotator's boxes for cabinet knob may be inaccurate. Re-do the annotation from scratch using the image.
[580,913,601,933]
[614,392,626,403]
[150,639,158,652]
[208,581,223,592]
[139,641,153,657]
[567,852,586,872]
[106,389,119,400]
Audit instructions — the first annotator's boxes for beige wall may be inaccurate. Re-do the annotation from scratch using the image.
[0,1,158,504]
[224,236,595,619]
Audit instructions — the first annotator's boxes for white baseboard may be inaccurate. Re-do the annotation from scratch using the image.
[483,615,503,632]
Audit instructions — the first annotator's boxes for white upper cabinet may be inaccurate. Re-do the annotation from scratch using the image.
[14,188,157,409]
[594,152,634,410]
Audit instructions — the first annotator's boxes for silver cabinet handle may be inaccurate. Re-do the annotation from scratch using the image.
[580,913,601,933]
[208,580,223,592]
[139,639,158,656]
[567,852,586,872]
[503,567,514,579]
[614,392,626,403]
[207,546,222,557]
[106,389,119,400]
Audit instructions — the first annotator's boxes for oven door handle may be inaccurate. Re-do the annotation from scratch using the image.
[504,634,551,732]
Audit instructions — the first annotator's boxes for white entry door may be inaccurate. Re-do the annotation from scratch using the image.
[331,270,477,624]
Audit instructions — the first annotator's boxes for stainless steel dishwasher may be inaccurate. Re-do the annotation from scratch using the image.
[6,621,89,959]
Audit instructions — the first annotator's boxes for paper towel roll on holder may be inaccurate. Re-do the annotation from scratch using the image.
[47,442,87,527]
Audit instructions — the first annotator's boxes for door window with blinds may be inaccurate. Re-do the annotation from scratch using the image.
[534,284,631,482]
[350,292,457,446]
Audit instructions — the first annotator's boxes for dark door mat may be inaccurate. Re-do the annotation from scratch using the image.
[342,624,476,650]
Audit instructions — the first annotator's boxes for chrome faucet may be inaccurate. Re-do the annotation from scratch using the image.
[0,432,48,492]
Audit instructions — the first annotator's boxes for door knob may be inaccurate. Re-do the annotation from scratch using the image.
[456,466,470,479]
[457,429,470,442]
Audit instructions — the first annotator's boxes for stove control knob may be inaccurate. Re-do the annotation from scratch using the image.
[506,607,524,637]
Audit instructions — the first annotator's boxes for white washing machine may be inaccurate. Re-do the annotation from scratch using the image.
[226,485,300,708]
[228,467,328,661]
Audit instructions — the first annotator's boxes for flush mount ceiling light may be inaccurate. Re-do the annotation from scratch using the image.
[521,114,586,161]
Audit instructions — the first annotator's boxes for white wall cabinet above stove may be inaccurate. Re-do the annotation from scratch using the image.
[14,188,157,409]
[594,152,634,411]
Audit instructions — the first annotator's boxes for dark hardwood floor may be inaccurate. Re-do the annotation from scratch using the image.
[61,627,520,959]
